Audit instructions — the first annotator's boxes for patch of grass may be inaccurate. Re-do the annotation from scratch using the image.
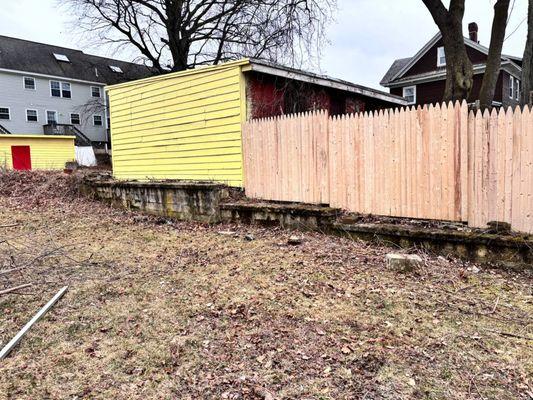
[0,173,531,399]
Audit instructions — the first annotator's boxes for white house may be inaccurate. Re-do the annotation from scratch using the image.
[0,35,152,148]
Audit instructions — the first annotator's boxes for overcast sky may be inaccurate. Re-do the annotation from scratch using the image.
[0,0,529,90]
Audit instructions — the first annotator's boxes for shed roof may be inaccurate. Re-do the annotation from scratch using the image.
[248,59,407,105]
[107,58,407,105]
[0,35,154,84]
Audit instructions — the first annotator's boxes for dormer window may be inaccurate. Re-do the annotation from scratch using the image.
[53,53,70,62]
[437,46,446,67]
[109,65,123,73]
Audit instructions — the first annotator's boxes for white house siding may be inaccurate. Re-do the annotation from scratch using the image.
[0,70,108,141]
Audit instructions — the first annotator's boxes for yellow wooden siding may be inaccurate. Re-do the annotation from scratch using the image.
[0,135,75,170]
[107,60,250,186]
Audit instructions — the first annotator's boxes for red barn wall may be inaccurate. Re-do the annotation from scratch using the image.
[245,72,396,120]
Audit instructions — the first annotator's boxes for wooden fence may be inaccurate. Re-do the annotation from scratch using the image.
[242,102,533,233]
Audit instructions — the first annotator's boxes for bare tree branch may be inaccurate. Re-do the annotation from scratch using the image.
[63,0,335,73]
[422,0,474,102]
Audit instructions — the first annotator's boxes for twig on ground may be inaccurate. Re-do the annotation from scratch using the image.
[0,283,32,295]
[484,328,533,341]
[467,372,487,400]
[491,296,500,314]
[0,267,24,276]
[0,224,19,228]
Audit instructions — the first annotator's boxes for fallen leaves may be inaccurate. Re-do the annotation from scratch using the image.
[0,171,531,400]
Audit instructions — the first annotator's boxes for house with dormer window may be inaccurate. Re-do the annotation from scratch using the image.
[0,35,153,147]
[380,23,523,108]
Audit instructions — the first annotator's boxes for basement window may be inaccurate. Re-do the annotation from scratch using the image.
[403,86,416,105]
[437,46,446,67]
[53,53,70,62]
[109,65,123,73]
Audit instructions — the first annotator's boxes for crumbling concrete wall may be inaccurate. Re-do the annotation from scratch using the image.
[81,179,230,223]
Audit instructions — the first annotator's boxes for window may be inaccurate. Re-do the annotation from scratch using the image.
[509,76,514,99]
[53,53,70,62]
[403,86,416,104]
[0,107,10,120]
[70,113,81,125]
[26,109,38,122]
[437,46,446,67]
[109,65,123,73]
[91,86,101,98]
[46,110,58,125]
[93,115,103,126]
[516,79,520,100]
[50,81,72,98]
[24,77,36,90]
[61,82,71,98]
[50,81,61,97]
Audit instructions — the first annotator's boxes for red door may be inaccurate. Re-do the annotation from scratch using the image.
[11,146,32,170]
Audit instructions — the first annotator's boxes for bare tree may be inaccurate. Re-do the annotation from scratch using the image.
[479,0,511,110]
[64,0,335,73]
[422,0,473,102]
[522,0,533,106]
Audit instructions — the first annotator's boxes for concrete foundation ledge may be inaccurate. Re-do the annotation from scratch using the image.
[80,176,531,268]
[334,222,532,269]
[220,202,340,230]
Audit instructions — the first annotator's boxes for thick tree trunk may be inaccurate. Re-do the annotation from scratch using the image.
[441,25,474,101]
[422,0,474,102]
[165,0,190,71]
[522,0,533,106]
[479,0,511,110]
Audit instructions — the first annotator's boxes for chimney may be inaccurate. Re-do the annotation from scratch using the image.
[468,22,479,43]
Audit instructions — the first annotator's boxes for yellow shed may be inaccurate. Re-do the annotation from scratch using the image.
[0,135,75,170]
[106,59,405,187]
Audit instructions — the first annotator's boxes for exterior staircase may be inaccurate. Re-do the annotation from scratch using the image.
[43,124,92,146]
[0,124,11,134]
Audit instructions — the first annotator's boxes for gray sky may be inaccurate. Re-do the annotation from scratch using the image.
[0,0,529,90]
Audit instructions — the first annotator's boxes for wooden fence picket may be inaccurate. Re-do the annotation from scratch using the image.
[241,103,533,233]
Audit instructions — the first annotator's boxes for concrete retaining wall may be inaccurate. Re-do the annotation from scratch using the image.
[81,179,532,269]
[81,179,229,223]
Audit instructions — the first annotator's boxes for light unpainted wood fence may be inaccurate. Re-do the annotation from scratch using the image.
[242,102,533,233]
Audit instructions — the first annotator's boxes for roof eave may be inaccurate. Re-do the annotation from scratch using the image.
[105,59,252,92]
[388,33,442,83]
[248,60,408,105]
[384,61,522,88]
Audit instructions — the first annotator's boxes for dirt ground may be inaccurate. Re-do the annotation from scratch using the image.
[0,171,531,400]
